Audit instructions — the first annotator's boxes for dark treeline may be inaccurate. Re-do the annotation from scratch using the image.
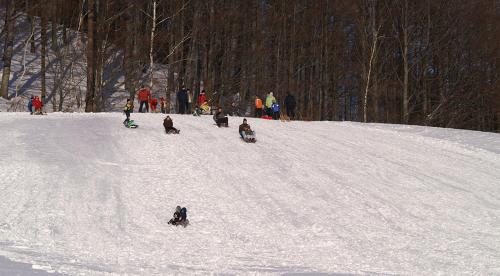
[1,0,499,132]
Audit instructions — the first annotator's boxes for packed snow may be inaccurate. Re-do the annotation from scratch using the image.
[0,112,500,275]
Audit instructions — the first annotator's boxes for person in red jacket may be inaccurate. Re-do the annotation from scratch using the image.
[32,96,42,114]
[198,89,207,106]
[150,97,158,113]
[137,85,151,113]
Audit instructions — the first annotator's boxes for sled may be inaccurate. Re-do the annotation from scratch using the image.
[166,129,180,134]
[241,137,257,143]
[123,120,138,128]
[241,131,256,143]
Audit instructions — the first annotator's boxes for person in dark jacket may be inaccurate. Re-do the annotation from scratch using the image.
[168,206,188,227]
[123,99,134,124]
[213,107,229,127]
[28,96,34,114]
[284,92,296,119]
[177,86,188,114]
[239,118,256,142]
[163,115,180,134]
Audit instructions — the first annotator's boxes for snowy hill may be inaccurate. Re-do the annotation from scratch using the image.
[0,113,500,275]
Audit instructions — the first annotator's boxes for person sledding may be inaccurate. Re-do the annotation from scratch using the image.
[239,118,256,143]
[168,206,189,227]
[163,115,180,134]
[192,105,202,116]
[213,107,229,127]
[200,101,211,115]
[123,99,138,128]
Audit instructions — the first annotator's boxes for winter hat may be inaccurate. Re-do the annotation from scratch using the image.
[243,118,247,123]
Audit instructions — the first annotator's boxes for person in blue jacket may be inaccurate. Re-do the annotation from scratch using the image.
[27,96,34,114]
[271,102,280,120]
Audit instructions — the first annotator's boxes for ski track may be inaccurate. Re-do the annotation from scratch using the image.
[0,113,500,275]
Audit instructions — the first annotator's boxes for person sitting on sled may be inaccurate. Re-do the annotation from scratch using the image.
[168,206,188,227]
[213,107,228,127]
[163,115,180,134]
[192,105,202,116]
[239,118,255,141]
[123,99,134,124]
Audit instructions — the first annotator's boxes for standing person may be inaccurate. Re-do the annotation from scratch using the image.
[284,92,296,119]
[123,98,134,124]
[160,97,166,113]
[137,85,151,113]
[27,96,34,114]
[265,92,276,116]
[177,86,187,114]
[150,97,158,113]
[33,96,42,114]
[254,96,263,118]
[163,115,180,134]
[271,102,280,120]
[198,89,207,106]
[187,88,193,113]
[231,92,241,116]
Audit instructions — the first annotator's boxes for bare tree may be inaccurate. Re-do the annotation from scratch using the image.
[0,0,15,99]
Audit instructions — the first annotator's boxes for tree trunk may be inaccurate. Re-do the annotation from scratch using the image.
[402,0,410,124]
[85,0,96,112]
[0,1,15,99]
[40,3,48,105]
[149,0,157,89]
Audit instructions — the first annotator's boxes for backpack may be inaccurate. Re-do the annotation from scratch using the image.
[272,103,280,112]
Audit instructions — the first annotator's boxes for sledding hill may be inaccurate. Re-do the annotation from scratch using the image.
[0,113,500,275]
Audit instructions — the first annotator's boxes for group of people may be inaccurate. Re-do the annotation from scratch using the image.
[178,87,211,115]
[254,91,296,120]
[27,96,44,115]
[136,84,297,121]
[136,85,168,113]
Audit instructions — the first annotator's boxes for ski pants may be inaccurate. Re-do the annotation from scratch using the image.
[286,107,295,119]
[255,108,263,118]
[139,101,149,113]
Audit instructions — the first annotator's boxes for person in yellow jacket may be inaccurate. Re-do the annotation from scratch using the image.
[123,99,134,123]
[255,96,263,117]
[265,92,276,116]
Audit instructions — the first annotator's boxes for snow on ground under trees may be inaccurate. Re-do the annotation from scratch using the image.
[0,112,500,275]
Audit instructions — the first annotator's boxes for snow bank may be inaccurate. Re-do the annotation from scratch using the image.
[0,113,499,275]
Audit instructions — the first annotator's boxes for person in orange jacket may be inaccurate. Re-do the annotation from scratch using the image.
[137,85,151,113]
[254,96,263,118]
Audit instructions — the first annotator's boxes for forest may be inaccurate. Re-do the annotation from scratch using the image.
[1,0,499,132]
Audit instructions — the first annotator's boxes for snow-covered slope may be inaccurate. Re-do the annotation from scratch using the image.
[0,113,499,275]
